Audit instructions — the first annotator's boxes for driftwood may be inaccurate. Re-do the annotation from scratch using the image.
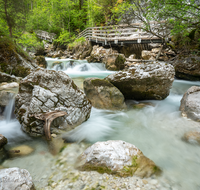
[33,111,68,141]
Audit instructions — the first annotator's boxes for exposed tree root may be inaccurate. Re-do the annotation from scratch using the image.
[34,111,67,140]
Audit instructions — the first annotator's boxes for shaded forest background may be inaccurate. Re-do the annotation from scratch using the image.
[0,0,199,52]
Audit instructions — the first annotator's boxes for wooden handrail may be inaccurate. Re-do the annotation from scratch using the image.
[76,21,169,44]
[35,30,56,42]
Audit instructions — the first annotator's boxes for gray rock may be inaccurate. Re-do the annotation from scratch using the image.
[183,130,200,144]
[171,55,200,80]
[76,140,160,178]
[0,72,21,83]
[0,167,35,190]
[87,45,125,71]
[83,78,126,110]
[141,50,155,60]
[0,82,19,107]
[35,56,47,68]
[15,68,92,136]
[180,86,200,121]
[86,45,113,63]
[0,37,38,78]
[106,62,175,100]
[103,53,126,71]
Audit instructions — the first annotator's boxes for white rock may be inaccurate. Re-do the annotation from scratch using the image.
[0,167,35,190]
[76,140,160,178]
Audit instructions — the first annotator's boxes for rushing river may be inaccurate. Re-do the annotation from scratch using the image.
[0,58,200,189]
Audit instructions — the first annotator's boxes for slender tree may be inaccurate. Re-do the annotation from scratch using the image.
[0,0,26,37]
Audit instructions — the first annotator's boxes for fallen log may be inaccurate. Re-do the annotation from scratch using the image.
[33,111,68,141]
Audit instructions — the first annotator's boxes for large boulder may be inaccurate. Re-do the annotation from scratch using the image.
[35,56,47,68]
[76,140,160,178]
[86,45,113,63]
[83,78,126,110]
[141,50,155,60]
[15,68,92,137]
[106,62,175,100]
[103,53,126,71]
[180,86,200,121]
[0,167,35,190]
[87,45,125,71]
[70,40,93,60]
[0,37,37,78]
[171,55,200,80]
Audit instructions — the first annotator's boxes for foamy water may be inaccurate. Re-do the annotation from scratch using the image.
[1,58,200,189]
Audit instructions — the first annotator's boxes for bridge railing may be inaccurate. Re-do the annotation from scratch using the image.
[77,21,169,44]
[35,30,56,42]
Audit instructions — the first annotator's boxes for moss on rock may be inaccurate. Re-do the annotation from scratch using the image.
[0,36,36,78]
[91,79,114,87]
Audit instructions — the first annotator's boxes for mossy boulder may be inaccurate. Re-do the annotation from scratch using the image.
[103,53,126,71]
[71,40,93,60]
[76,140,161,178]
[106,62,175,100]
[0,72,21,83]
[86,45,125,71]
[170,55,200,80]
[0,37,37,78]
[83,78,126,110]
[15,68,92,137]
[35,56,47,68]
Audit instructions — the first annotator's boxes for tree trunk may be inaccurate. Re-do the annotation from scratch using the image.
[4,0,12,37]
[79,0,83,10]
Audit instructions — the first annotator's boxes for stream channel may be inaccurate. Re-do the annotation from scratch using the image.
[0,57,200,189]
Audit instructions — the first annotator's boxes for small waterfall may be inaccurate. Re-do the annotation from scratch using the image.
[3,94,16,122]
[45,57,115,79]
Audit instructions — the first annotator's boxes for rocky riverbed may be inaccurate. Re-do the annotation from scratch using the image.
[43,143,174,190]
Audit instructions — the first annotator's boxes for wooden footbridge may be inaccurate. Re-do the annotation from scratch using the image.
[77,22,169,48]
[35,30,56,42]
[35,22,169,48]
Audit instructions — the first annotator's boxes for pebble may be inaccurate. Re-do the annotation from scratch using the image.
[142,179,148,184]
[150,179,158,185]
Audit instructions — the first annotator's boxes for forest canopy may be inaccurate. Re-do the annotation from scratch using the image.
[0,0,199,47]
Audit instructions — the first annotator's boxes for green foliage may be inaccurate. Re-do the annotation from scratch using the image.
[0,0,27,37]
[54,30,75,45]
[0,0,199,51]
[0,18,9,36]
[16,32,44,52]
[68,37,86,50]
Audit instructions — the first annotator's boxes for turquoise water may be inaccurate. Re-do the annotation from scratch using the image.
[1,58,200,189]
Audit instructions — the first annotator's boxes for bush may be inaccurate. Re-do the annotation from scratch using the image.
[67,37,86,50]
[16,32,44,53]
[54,30,75,45]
